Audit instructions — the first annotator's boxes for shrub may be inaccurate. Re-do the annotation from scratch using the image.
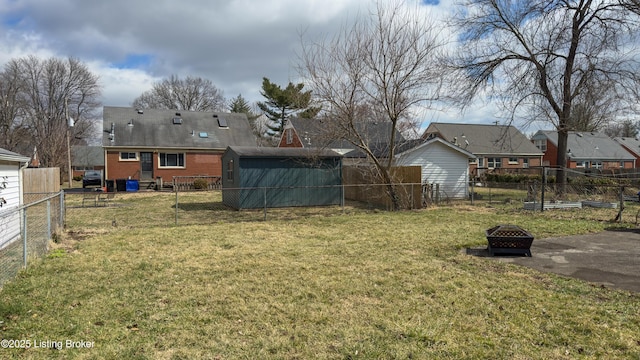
[193,178,209,190]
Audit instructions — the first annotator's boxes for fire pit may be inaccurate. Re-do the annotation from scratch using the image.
[485,224,534,257]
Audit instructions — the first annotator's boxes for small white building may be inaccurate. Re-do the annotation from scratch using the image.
[0,148,30,249]
[395,137,475,199]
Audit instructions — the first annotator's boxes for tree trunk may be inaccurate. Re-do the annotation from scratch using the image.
[555,128,569,197]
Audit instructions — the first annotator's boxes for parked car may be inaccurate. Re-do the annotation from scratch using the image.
[82,170,102,188]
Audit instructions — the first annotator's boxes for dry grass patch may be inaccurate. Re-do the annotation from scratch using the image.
[0,203,639,359]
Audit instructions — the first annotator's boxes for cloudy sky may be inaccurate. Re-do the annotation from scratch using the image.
[0,0,518,132]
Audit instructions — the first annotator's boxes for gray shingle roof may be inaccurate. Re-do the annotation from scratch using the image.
[423,123,543,156]
[536,131,635,160]
[288,118,407,157]
[72,146,104,166]
[614,137,640,157]
[103,106,256,149]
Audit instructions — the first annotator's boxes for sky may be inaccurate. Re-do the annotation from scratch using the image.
[0,0,537,134]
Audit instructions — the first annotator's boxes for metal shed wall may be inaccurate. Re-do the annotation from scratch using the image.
[222,151,342,209]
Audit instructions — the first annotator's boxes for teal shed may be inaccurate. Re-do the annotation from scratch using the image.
[222,146,343,209]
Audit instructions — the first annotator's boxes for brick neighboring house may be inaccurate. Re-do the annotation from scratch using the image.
[532,130,635,170]
[421,123,543,174]
[614,137,640,167]
[102,106,256,184]
[278,118,409,165]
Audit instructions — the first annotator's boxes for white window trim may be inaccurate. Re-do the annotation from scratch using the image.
[508,157,519,165]
[159,152,186,168]
[119,152,138,161]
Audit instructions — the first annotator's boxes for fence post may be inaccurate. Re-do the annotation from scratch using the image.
[22,208,27,268]
[471,180,475,205]
[541,167,546,212]
[47,199,51,240]
[263,187,267,221]
[60,191,65,227]
[175,189,179,226]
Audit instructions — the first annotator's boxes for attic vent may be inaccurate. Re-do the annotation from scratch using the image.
[173,117,183,125]
[199,132,208,138]
[175,112,181,116]
[217,115,228,128]
[576,133,583,137]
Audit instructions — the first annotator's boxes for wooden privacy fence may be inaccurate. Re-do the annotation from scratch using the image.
[343,165,422,209]
[23,168,60,197]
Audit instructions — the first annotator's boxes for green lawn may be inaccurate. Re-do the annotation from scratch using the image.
[1,193,639,359]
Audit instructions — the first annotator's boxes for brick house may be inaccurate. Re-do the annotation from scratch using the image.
[102,106,256,185]
[421,123,543,175]
[532,130,635,169]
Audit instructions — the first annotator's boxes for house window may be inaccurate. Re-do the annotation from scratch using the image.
[508,157,519,165]
[534,139,547,152]
[487,158,502,168]
[120,152,137,161]
[523,158,529,168]
[468,157,477,164]
[592,161,602,169]
[227,160,234,180]
[620,161,625,168]
[159,153,185,167]
[576,161,587,168]
[286,129,293,144]
[478,158,484,167]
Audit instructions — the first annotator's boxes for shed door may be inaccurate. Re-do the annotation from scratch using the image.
[140,152,153,179]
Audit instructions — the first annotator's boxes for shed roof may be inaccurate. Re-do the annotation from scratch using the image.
[423,123,543,156]
[226,146,342,158]
[535,130,635,161]
[0,147,30,163]
[102,106,256,149]
[395,137,476,159]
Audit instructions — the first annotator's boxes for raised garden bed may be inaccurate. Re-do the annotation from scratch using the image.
[486,224,534,257]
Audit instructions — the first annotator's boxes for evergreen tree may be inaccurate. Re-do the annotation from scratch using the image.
[256,77,319,137]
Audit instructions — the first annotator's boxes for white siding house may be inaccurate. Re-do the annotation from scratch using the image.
[395,138,475,199]
[0,148,30,249]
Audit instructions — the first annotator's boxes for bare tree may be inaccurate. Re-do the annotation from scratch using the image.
[449,0,640,194]
[299,1,443,209]
[604,119,639,137]
[5,56,101,180]
[0,61,30,154]
[132,75,226,112]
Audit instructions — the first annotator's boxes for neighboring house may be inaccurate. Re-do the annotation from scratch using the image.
[532,130,635,170]
[102,106,256,183]
[395,137,476,199]
[422,123,543,174]
[278,118,407,165]
[222,146,343,209]
[72,145,105,178]
[613,137,640,167]
[0,148,30,249]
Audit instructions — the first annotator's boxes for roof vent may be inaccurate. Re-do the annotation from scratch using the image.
[199,132,209,138]
[173,117,183,125]
[576,133,583,137]
[175,112,181,116]
[136,109,143,114]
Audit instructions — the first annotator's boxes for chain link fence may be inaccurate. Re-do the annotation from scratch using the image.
[62,178,640,230]
[0,192,64,288]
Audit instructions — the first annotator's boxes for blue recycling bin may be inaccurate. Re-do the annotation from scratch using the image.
[126,179,139,192]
